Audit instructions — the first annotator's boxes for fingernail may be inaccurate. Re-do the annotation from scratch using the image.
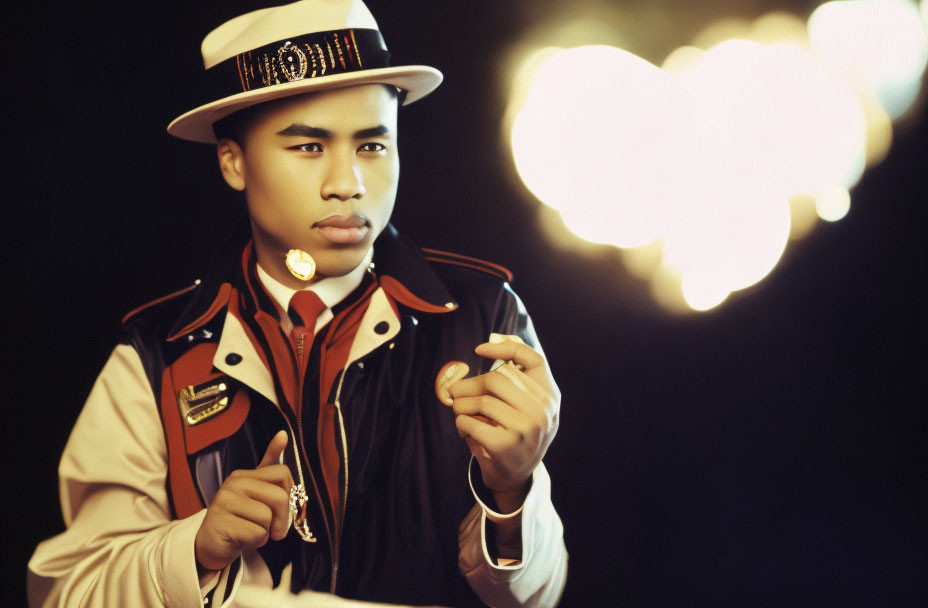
[489,333,525,345]
[435,361,469,406]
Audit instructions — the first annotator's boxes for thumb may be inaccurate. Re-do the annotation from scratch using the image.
[258,430,289,468]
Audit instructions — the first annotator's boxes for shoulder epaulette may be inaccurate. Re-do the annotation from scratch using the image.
[421,248,514,283]
[121,282,200,325]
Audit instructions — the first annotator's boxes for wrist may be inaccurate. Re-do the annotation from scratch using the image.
[195,556,218,578]
[488,479,530,514]
[194,527,227,576]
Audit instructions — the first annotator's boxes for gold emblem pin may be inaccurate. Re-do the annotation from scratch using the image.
[177,381,230,426]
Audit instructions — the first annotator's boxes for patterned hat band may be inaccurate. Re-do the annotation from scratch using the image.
[204,28,391,99]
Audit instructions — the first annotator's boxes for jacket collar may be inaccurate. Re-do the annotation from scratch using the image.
[167,219,457,342]
[372,224,458,314]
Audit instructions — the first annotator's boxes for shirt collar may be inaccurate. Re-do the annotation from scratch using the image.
[256,246,374,312]
[165,221,459,341]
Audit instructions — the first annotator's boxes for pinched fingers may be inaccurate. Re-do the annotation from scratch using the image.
[475,339,545,373]
[449,361,545,398]
[449,363,557,434]
[435,361,470,406]
[455,412,509,450]
[452,394,523,431]
[476,340,560,398]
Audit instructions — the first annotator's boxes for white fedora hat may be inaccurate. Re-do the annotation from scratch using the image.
[167,0,443,143]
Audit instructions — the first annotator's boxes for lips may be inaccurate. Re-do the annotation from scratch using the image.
[313,213,371,244]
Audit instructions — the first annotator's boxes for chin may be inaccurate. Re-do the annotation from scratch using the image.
[315,252,368,279]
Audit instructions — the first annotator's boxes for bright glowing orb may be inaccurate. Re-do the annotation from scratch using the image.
[510,45,685,248]
[660,39,861,306]
[815,186,852,222]
[808,0,928,120]
[506,3,921,313]
[676,40,866,198]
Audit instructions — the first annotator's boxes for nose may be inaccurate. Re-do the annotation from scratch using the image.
[321,154,366,201]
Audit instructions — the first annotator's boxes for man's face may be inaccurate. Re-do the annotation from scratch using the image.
[231,84,399,284]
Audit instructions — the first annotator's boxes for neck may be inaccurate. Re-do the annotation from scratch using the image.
[258,248,324,290]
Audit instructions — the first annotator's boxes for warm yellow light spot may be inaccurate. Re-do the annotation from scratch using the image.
[503,46,563,130]
[815,186,852,222]
[694,12,810,49]
[691,18,752,49]
[750,12,810,45]
[620,239,664,281]
[857,89,894,167]
[681,272,731,312]
[660,39,856,300]
[661,46,705,75]
[650,265,690,315]
[788,194,819,240]
[504,2,921,313]
[808,0,928,120]
[535,204,583,252]
[660,188,792,297]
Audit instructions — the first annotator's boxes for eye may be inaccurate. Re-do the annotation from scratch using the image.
[290,142,323,153]
[359,142,386,153]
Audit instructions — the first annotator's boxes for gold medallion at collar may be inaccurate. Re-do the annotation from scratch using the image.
[286,249,316,281]
[177,381,230,426]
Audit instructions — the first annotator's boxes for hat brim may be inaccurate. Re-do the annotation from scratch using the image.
[167,65,442,143]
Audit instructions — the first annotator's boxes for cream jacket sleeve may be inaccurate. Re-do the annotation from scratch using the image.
[27,344,212,608]
[458,460,568,608]
[28,342,566,608]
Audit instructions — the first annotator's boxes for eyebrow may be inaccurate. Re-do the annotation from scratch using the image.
[276,123,391,139]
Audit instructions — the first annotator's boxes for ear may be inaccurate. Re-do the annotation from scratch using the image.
[217,138,246,191]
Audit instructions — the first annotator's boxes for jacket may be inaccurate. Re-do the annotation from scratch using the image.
[28,221,567,607]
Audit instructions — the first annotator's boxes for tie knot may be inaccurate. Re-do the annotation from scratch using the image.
[288,290,326,329]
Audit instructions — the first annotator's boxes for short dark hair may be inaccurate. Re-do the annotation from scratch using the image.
[212,84,407,145]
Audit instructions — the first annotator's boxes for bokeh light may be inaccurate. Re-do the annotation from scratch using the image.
[510,45,685,249]
[808,0,928,120]
[815,186,852,222]
[506,1,928,312]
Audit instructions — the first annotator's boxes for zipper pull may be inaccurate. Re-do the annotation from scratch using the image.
[289,483,318,543]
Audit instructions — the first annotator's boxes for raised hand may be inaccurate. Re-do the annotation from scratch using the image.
[194,430,295,572]
[445,339,560,512]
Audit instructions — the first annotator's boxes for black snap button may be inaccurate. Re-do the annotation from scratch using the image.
[225,353,243,365]
[374,321,390,335]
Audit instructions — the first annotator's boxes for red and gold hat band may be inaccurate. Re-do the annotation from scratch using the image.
[204,28,391,98]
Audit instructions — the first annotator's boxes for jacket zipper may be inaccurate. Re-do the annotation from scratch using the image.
[283,399,315,543]
[330,362,351,593]
[293,334,333,556]
[295,326,356,593]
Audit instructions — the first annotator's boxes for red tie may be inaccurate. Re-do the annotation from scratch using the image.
[288,290,327,344]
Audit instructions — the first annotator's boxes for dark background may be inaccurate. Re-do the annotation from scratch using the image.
[5,0,926,605]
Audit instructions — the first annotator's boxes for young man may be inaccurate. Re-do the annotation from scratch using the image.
[28,1,567,606]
